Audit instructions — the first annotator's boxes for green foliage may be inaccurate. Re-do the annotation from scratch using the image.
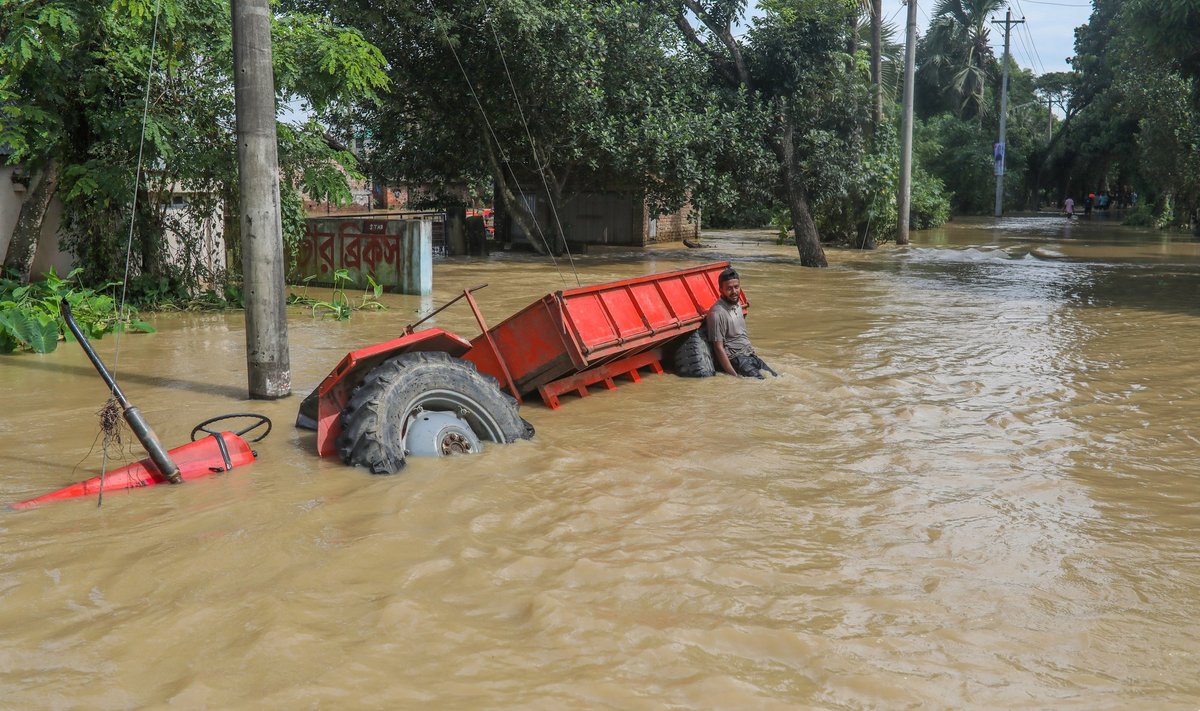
[1,0,387,293]
[811,122,949,243]
[915,113,994,214]
[1043,0,1200,229]
[0,269,153,354]
[1121,202,1155,227]
[288,271,385,321]
[911,167,953,229]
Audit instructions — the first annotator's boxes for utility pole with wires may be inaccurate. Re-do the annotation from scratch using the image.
[897,0,918,245]
[992,9,1024,218]
[232,0,291,399]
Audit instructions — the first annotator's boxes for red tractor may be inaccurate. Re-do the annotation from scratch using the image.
[296,261,743,473]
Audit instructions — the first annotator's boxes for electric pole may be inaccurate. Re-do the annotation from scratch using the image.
[993,9,1024,218]
[232,0,291,399]
[897,0,918,245]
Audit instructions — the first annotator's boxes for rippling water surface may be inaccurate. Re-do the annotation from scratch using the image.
[2,216,1198,709]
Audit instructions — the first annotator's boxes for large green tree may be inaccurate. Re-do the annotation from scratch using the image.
[284,0,731,256]
[656,0,870,266]
[0,0,387,285]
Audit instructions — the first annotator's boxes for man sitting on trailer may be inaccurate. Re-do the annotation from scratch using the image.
[706,267,777,379]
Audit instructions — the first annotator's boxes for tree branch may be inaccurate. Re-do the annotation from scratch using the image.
[672,10,741,87]
[681,0,749,86]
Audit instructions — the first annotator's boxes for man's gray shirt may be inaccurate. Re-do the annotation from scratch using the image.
[705,298,754,357]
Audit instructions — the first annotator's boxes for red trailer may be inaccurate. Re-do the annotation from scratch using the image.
[297,261,743,473]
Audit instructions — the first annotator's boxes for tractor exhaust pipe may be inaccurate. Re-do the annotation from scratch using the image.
[60,300,183,484]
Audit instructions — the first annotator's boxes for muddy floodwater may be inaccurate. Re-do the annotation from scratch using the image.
[2,216,1199,709]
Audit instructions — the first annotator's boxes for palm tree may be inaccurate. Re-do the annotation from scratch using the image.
[920,0,1007,120]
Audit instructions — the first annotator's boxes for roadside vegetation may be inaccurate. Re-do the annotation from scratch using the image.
[1,0,1197,306]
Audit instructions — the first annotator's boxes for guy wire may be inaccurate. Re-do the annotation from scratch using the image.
[438,20,567,283]
[488,20,581,287]
[98,0,163,507]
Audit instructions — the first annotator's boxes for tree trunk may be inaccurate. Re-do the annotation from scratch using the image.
[871,0,883,130]
[481,132,546,255]
[137,190,171,279]
[3,160,61,283]
[777,108,828,268]
[1026,106,1084,210]
[787,187,826,267]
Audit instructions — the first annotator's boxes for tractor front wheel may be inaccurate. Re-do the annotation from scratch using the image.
[337,351,533,474]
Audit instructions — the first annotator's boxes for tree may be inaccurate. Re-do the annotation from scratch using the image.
[0,0,387,286]
[283,0,731,257]
[657,0,869,266]
[1125,0,1200,109]
[917,0,1006,121]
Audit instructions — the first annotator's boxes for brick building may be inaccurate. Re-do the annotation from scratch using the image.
[496,187,699,248]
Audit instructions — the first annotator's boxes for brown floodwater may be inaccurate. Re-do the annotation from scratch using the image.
[2,216,1199,709]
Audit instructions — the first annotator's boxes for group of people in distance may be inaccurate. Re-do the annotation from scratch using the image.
[1062,190,1137,219]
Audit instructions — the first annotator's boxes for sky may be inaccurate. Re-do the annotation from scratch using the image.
[877,0,1092,75]
[741,1,1092,75]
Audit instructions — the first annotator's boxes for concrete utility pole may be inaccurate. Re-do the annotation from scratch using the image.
[993,10,1024,218]
[232,0,291,398]
[897,0,918,245]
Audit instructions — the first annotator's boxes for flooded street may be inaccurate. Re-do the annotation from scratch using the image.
[2,216,1199,709]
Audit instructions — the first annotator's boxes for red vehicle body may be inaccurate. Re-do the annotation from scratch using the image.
[300,261,745,457]
[466,207,495,235]
[11,433,257,509]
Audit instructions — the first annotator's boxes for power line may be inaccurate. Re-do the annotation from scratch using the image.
[1011,18,1034,70]
[1021,0,1089,6]
[1020,22,1047,74]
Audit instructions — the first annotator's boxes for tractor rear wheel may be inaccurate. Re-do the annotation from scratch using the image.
[674,329,715,378]
[337,351,533,474]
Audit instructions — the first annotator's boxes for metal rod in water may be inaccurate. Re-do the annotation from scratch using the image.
[59,300,183,485]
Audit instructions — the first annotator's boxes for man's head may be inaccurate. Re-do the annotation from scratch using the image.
[718,267,740,304]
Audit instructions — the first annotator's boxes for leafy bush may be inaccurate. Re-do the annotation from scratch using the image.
[0,269,155,354]
[288,269,385,321]
[1122,202,1155,226]
[911,167,952,229]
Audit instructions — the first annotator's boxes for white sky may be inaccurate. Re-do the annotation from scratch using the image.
[745,0,1093,75]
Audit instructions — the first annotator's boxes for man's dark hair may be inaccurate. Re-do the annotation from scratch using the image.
[719,267,739,284]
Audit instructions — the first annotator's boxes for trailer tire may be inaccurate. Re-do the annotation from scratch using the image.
[674,329,715,378]
[337,351,532,474]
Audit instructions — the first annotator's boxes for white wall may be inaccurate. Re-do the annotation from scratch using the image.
[0,166,22,264]
[2,169,223,280]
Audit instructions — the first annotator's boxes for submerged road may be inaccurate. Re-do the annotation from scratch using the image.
[1,217,1198,708]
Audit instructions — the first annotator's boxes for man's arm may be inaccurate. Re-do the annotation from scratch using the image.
[711,338,738,376]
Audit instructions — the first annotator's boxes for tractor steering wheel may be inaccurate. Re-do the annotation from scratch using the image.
[190,413,273,443]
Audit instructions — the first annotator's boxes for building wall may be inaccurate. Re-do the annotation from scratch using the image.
[0,166,21,263]
[161,190,226,277]
[502,187,699,247]
[1,168,220,280]
[644,200,700,244]
[296,216,432,295]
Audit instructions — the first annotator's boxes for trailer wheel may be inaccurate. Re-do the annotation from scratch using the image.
[337,351,533,474]
[674,329,715,378]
